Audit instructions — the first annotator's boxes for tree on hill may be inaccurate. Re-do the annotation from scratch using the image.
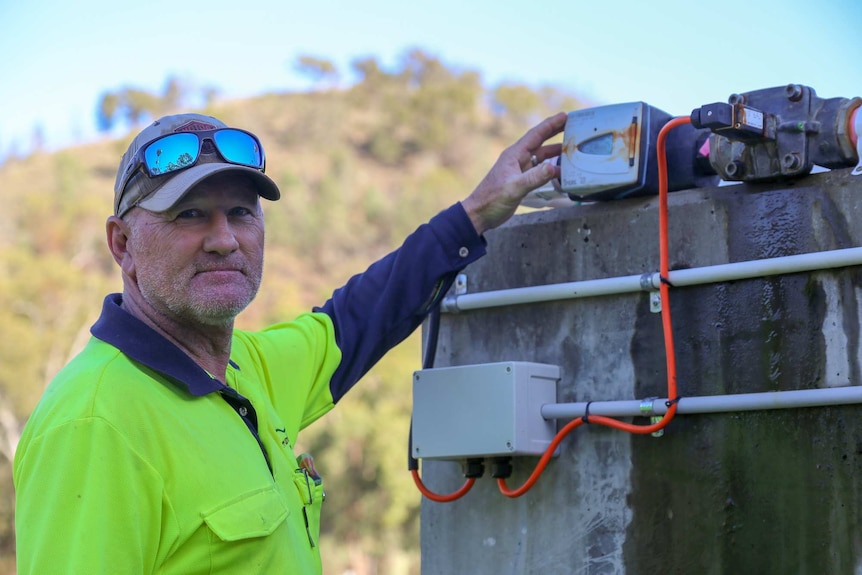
[294,54,340,90]
[95,75,191,133]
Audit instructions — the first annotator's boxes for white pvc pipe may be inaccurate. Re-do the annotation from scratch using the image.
[540,386,862,420]
[441,246,862,313]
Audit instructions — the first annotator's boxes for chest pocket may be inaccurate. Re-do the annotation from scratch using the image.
[203,485,289,541]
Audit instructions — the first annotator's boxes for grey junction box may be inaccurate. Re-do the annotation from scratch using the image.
[411,361,561,460]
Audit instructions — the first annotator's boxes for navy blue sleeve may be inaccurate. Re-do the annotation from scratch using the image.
[315,202,487,402]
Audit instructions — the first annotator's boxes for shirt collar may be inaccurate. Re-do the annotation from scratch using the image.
[90,293,233,397]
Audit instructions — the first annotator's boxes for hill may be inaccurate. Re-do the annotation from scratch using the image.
[0,51,584,574]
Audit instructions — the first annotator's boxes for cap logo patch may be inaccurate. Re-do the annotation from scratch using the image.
[173,120,217,132]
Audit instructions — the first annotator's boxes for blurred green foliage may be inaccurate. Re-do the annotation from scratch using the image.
[0,48,583,574]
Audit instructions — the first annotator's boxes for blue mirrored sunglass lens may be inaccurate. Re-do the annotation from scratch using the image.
[213,130,262,167]
[144,133,200,176]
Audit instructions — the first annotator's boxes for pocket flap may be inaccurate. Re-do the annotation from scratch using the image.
[203,486,289,541]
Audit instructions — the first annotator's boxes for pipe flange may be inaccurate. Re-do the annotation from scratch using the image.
[639,273,656,291]
[639,397,658,416]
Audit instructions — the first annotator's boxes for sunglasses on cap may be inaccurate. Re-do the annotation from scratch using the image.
[119,128,266,192]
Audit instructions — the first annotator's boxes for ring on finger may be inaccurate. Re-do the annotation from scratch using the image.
[531,154,538,167]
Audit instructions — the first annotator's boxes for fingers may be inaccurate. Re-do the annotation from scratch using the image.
[462,112,568,235]
[514,113,567,170]
[519,143,563,170]
[516,112,567,155]
[518,139,564,197]
[514,113,567,194]
[519,161,557,191]
[532,142,563,166]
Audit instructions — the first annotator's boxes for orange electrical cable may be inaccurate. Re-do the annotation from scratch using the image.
[411,469,476,502]
[498,116,692,498]
[496,417,585,497]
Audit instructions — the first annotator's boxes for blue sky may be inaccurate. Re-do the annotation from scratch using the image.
[1,0,859,154]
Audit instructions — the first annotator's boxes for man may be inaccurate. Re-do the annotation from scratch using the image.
[13,111,566,573]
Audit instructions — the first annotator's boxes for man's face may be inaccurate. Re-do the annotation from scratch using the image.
[124,174,265,327]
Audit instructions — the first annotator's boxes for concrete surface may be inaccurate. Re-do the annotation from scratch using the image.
[420,168,862,575]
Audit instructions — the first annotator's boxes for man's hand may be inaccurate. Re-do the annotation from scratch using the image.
[461,112,567,235]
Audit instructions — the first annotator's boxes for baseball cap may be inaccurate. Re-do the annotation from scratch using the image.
[113,113,281,216]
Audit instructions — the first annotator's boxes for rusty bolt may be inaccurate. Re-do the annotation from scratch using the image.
[725,160,746,178]
[782,153,801,170]
[785,84,804,102]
